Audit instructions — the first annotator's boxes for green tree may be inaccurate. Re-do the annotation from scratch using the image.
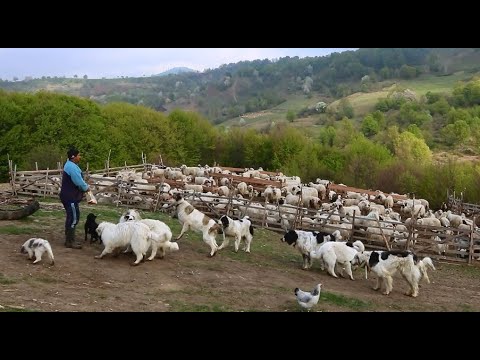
[428,97,450,115]
[441,120,470,146]
[318,126,336,147]
[427,53,441,73]
[361,114,379,137]
[393,131,432,165]
[333,118,357,147]
[399,64,418,79]
[379,67,391,80]
[341,136,393,188]
[286,109,296,122]
[337,98,354,119]
[405,124,423,139]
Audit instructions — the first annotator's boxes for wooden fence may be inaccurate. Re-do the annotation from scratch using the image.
[447,190,480,218]
[6,163,480,267]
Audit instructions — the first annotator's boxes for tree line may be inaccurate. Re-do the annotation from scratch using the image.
[0,48,456,125]
[2,90,480,210]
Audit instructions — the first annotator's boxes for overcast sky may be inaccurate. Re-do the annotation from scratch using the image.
[0,48,357,81]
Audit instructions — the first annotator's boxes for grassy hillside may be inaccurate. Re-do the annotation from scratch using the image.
[224,70,479,134]
[222,94,324,128]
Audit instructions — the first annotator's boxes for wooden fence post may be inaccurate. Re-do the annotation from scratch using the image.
[107,149,111,177]
[376,217,390,251]
[350,210,356,242]
[13,164,17,196]
[468,216,475,265]
[43,168,49,198]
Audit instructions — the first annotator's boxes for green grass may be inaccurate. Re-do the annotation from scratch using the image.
[0,273,17,285]
[30,209,65,218]
[168,300,230,312]
[329,90,391,118]
[0,225,37,235]
[222,71,480,134]
[320,291,372,311]
[457,304,475,312]
[439,262,480,278]
[222,94,324,129]
[399,72,474,95]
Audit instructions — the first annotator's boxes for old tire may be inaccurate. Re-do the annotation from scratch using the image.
[0,200,40,220]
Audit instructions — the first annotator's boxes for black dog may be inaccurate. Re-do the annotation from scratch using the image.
[84,213,100,244]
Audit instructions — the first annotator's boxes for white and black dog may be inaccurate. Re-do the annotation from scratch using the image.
[354,250,421,297]
[281,229,337,270]
[217,215,254,253]
[20,238,55,265]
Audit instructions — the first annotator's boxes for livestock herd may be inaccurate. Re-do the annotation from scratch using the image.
[18,163,480,302]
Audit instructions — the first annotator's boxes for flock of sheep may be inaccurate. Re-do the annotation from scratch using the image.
[86,163,480,263]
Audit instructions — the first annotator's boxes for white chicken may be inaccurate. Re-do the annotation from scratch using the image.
[294,283,321,311]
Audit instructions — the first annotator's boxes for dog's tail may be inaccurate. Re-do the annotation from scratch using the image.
[43,241,55,265]
[249,224,254,236]
[352,240,365,253]
[421,257,435,271]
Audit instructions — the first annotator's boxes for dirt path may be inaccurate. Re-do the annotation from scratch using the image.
[1,200,479,312]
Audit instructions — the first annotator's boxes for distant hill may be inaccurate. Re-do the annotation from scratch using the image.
[2,48,480,126]
[154,67,197,76]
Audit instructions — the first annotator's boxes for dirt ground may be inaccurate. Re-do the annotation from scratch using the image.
[1,198,480,312]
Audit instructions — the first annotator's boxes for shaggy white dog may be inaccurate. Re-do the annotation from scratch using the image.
[310,240,365,280]
[171,193,223,257]
[119,209,142,223]
[416,256,436,284]
[138,218,179,260]
[95,221,153,265]
[119,210,179,259]
[20,238,54,265]
[354,250,421,297]
[217,215,254,253]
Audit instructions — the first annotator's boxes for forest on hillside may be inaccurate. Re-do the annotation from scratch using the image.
[3,48,479,125]
[2,88,480,209]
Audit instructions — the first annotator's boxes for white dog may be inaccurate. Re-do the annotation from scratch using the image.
[137,218,179,260]
[20,238,54,265]
[310,240,365,280]
[171,193,223,257]
[355,250,421,297]
[95,221,153,265]
[217,215,254,253]
[280,229,335,269]
[119,209,142,223]
[120,209,179,260]
[416,256,435,284]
